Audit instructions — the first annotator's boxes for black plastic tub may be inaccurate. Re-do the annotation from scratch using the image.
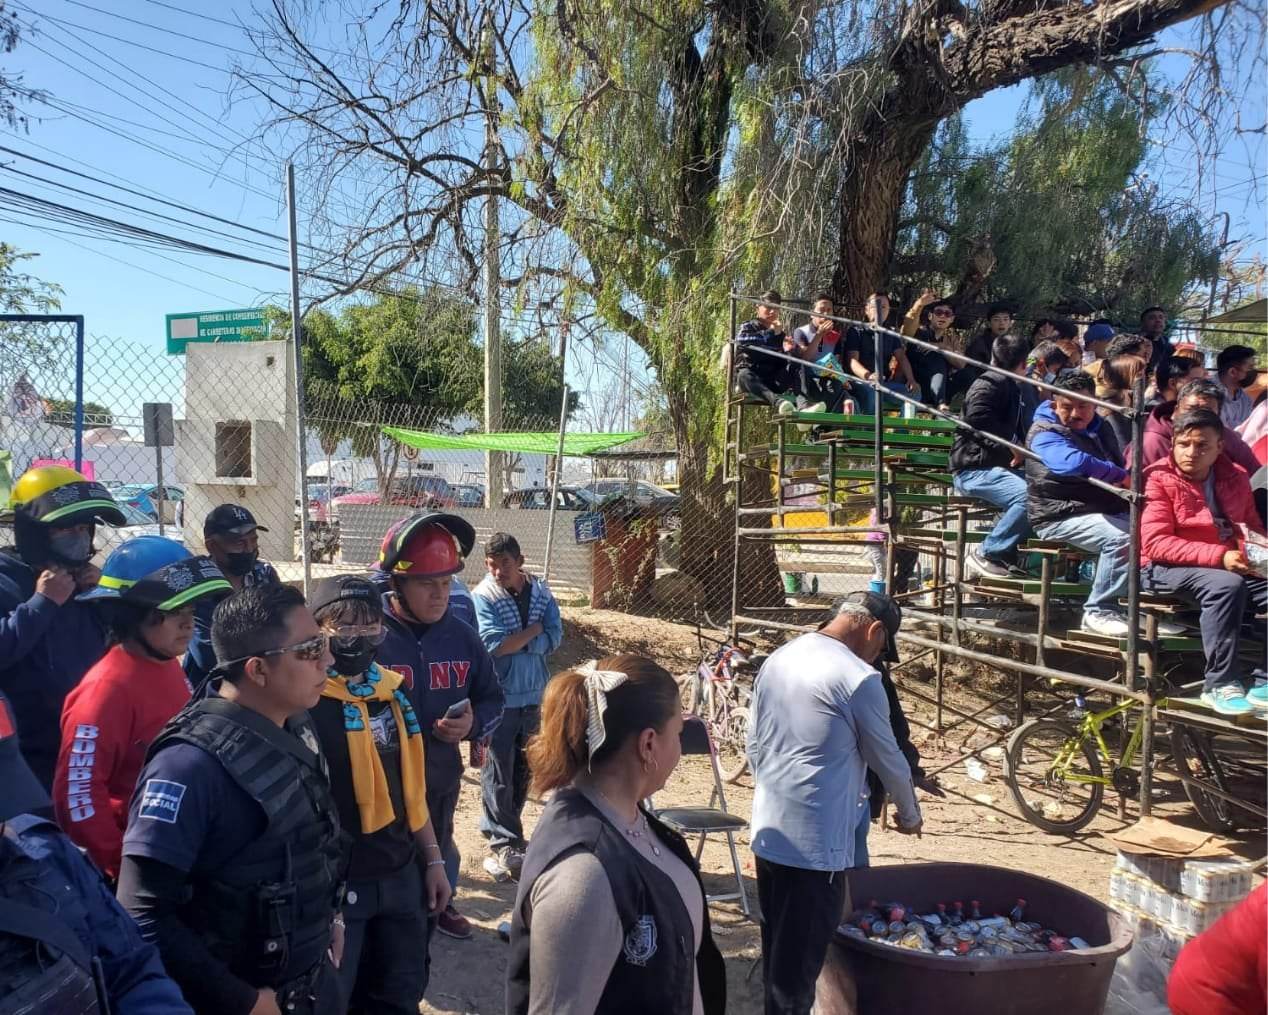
[817,862,1133,1015]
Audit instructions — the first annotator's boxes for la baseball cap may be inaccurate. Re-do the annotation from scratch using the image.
[204,504,270,540]
[0,692,51,822]
[829,590,902,662]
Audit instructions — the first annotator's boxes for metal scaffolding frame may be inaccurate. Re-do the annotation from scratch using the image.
[722,292,1266,825]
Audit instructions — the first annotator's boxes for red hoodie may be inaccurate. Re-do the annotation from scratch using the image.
[53,644,191,878]
[1168,882,1267,1015]
[1141,454,1264,569]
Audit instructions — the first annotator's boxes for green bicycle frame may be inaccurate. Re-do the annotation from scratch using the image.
[1052,698,1142,788]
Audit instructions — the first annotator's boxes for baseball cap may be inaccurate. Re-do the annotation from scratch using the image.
[204,504,270,540]
[309,574,379,616]
[0,692,51,822]
[829,590,902,662]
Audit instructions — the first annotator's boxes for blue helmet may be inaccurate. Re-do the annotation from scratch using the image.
[78,535,231,611]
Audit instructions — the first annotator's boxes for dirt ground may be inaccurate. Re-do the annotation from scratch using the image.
[420,608,1265,1015]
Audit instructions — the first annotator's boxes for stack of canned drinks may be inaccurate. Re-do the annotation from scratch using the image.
[838,898,1091,958]
[1108,851,1252,961]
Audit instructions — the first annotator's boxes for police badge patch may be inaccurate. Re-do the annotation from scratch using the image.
[623,915,658,966]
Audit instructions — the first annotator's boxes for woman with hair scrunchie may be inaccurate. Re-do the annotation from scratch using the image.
[504,655,725,1015]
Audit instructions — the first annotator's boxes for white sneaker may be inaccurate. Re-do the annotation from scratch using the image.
[1082,611,1129,637]
[776,398,797,416]
[1153,618,1186,636]
[804,401,827,415]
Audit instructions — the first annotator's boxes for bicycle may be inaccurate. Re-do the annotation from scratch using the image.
[1004,689,1265,835]
[684,643,756,783]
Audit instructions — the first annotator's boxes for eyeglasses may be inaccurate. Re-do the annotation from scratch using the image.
[931,309,955,318]
[219,633,329,670]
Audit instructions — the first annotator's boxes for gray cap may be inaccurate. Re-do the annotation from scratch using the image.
[829,590,902,662]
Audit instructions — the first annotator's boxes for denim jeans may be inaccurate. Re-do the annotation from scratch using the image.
[1035,513,1130,615]
[852,804,871,868]
[1143,565,1268,692]
[852,379,910,416]
[952,467,1031,561]
[479,705,540,851]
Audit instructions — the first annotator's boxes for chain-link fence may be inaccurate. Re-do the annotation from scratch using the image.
[0,328,727,621]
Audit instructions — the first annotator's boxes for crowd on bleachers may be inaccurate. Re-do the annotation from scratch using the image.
[731,290,1267,717]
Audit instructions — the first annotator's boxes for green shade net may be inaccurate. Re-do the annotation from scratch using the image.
[382,427,643,457]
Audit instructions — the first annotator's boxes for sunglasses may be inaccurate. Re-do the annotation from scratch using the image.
[931,308,955,317]
[219,633,329,670]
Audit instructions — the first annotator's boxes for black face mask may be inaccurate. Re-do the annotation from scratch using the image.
[47,528,93,567]
[1240,369,1259,390]
[221,550,258,577]
[331,638,376,677]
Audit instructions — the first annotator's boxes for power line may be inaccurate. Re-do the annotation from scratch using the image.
[57,0,262,59]
[131,0,345,59]
[16,4,263,151]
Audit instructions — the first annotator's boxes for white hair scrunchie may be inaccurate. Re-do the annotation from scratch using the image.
[579,659,629,768]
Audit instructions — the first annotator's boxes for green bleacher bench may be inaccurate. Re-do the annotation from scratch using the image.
[786,411,960,434]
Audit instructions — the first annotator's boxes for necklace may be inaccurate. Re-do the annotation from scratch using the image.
[593,788,662,857]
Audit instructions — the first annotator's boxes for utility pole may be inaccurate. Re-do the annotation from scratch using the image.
[287,162,313,596]
[482,20,503,508]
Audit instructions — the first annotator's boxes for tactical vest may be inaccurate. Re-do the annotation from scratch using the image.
[0,817,99,1015]
[146,698,344,988]
[506,788,726,1015]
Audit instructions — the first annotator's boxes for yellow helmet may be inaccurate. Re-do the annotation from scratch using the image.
[10,465,126,527]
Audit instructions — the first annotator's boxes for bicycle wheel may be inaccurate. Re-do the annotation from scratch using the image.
[716,706,751,783]
[1169,724,1242,833]
[1005,719,1104,834]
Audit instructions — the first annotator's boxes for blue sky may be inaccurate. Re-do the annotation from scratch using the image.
[4,1,1264,419]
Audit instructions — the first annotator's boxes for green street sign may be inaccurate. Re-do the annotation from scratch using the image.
[165,308,267,354]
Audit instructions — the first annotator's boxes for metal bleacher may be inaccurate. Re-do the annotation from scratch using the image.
[722,292,1266,824]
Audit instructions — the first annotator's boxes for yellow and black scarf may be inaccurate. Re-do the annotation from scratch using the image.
[321,664,427,833]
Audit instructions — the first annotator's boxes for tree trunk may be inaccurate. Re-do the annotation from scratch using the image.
[831,123,939,306]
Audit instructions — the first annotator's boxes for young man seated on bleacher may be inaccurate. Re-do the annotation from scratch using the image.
[788,294,843,413]
[731,290,824,415]
[1020,340,1071,436]
[842,292,919,415]
[1141,409,1267,716]
[950,333,1032,578]
[1025,371,1185,638]
[1130,378,1262,484]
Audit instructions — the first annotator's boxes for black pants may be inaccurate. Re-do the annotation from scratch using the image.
[756,856,847,1015]
[480,705,540,851]
[426,763,461,896]
[907,346,949,407]
[337,860,434,1014]
[1143,564,1267,692]
[735,364,793,408]
[793,364,847,413]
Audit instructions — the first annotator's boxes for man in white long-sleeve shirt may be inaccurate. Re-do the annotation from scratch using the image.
[747,592,922,1015]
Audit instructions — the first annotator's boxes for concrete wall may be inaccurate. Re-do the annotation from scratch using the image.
[338,503,593,597]
[174,341,297,561]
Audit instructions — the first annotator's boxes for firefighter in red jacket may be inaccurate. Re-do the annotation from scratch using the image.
[53,536,230,879]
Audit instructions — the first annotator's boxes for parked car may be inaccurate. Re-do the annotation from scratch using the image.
[585,478,679,512]
[452,484,486,508]
[502,486,596,511]
[298,483,352,525]
[113,483,184,525]
[94,501,183,563]
[330,475,458,519]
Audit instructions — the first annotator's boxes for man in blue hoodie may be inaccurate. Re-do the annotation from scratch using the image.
[0,465,125,789]
[373,512,504,941]
[1025,372,1183,638]
[471,532,562,881]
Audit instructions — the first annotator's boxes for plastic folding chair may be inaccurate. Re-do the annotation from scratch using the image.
[646,713,751,917]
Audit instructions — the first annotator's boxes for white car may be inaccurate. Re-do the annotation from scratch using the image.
[93,501,185,563]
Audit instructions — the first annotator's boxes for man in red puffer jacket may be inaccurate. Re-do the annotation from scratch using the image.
[1141,408,1267,717]
[1168,882,1267,1015]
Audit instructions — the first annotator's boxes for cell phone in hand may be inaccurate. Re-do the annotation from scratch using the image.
[443,699,471,720]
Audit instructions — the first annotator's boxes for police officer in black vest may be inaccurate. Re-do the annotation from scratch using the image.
[506,655,725,1015]
[0,690,191,1014]
[117,583,345,1015]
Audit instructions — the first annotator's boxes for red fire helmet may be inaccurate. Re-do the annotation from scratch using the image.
[377,511,475,578]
